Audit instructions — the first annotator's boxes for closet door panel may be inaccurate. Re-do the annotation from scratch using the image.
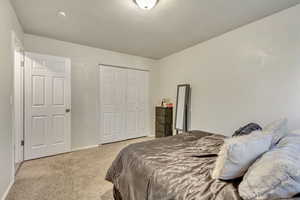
[100,66,126,143]
[114,69,127,141]
[126,70,138,139]
[100,67,115,143]
[137,71,149,137]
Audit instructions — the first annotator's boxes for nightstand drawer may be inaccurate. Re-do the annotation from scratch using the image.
[155,122,173,136]
[156,115,172,124]
[156,130,173,138]
[155,122,166,132]
[155,131,165,138]
[156,108,172,116]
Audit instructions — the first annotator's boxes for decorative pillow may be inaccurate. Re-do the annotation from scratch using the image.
[233,123,262,137]
[291,129,300,135]
[239,133,300,200]
[211,131,273,180]
[263,118,288,145]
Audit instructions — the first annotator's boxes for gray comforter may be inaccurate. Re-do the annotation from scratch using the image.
[106,131,241,200]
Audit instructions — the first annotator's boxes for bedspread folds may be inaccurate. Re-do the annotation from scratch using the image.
[106,131,241,200]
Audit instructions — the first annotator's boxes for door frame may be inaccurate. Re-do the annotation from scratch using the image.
[97,64,150,144]
[24,52,71,160]
[11,31,24,176]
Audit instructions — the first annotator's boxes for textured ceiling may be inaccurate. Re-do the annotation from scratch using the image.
[11,0,300,59]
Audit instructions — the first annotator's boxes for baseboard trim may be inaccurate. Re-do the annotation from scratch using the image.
[1,179,14,200]
[71,135,154,152]
[71,145,99,152]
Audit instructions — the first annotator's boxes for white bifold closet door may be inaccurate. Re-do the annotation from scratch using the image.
[100,65,149,144]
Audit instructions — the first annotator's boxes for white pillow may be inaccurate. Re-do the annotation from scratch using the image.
[263,118,288,145]
[211,131,273,180]
[291,129,300,135]
[239,133,300,200]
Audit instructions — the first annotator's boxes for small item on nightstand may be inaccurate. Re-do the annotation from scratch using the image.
[161,98,167,107]
[161,98,172,107]
[166,103,173,108]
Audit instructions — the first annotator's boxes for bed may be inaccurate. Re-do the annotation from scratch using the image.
[105,131,298,200]
[106,131,241,200]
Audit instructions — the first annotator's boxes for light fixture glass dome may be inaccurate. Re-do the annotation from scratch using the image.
[134,0,158,10]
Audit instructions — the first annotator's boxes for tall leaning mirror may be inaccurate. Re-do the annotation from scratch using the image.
[175,84,190,134]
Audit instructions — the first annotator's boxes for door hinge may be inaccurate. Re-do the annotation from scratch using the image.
[21,140,24,146]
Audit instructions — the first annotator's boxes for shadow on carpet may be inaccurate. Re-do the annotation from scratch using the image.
[101,189,114,200]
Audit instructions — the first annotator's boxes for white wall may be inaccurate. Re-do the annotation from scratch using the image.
[0,0,24,198]
[24,34,156,149]
[152,4,300,136]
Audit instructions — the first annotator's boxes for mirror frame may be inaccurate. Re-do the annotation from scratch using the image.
[175,84,190,133]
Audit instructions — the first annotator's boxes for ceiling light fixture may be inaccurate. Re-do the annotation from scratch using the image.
[133,0,159,10]
[58,11,67,17]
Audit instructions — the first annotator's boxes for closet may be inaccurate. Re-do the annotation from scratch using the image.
[99,65,149,144]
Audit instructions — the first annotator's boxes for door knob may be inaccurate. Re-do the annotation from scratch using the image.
[66,109,71,113]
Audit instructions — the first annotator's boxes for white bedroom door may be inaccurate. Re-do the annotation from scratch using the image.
[100,66,127,143]
[25,52,71,160]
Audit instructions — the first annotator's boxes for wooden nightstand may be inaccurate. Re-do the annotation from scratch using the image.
[155,107,173,138]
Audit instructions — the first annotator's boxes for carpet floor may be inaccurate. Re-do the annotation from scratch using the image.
[6,137,153,200]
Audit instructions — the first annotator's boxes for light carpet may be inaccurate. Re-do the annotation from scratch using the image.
[6,137,153,200]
